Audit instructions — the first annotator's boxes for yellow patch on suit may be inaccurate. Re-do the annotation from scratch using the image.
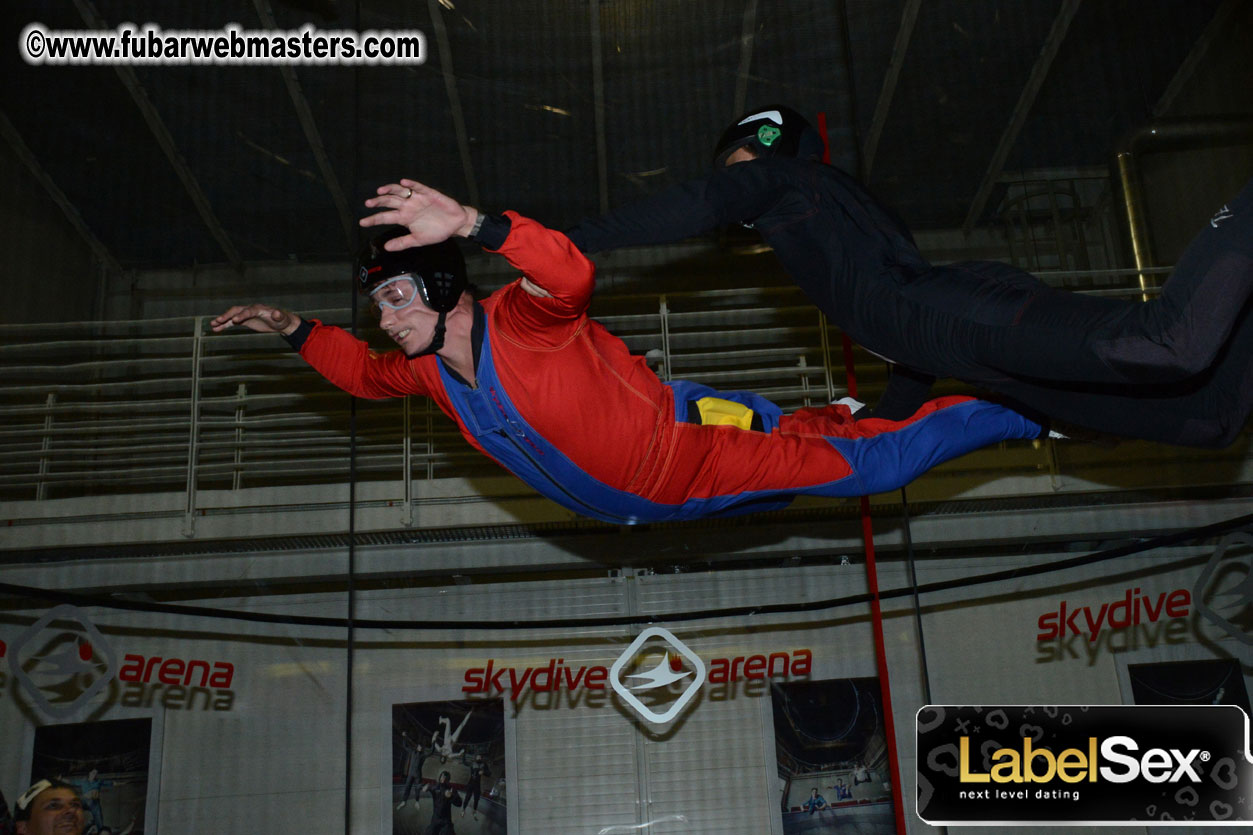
[694,396,756,430]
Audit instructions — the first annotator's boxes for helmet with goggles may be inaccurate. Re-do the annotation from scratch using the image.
[356,231,468,314]
[356,231,469,356]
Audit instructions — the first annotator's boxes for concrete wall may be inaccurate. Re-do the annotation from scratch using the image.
[2,537,1247,834]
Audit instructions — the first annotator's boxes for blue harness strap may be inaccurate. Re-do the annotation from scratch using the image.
[437,330,800,523]
[438,330,1040,523]
[665,379,783,431]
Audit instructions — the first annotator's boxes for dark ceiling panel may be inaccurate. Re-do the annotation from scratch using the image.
[1011,0,1225,171]
[2,1,227,266]
[600,1,744,208]
[745,0,860,175]
[0,0,1240,271]
[439,0,599,226]
[348,3,471,230]
[869,0,1068,228]
[113,0,348,262]
[262,0,459,253]
[844,0,909,167]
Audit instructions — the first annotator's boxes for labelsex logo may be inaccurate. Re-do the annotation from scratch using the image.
[609,626,706,725]
[959,735,1206,784]
[917,705,1253,825]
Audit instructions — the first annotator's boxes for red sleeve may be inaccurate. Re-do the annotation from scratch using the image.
[298,320,429,399]
[487,211,595,324]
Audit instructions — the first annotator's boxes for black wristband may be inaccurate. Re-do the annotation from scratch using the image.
[282,318,314,351]
[470,213,512,250]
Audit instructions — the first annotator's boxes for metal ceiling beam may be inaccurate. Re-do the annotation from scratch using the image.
[862,0,921,179]
[0,109,123,276]
[732,0,759,118]
[590,0,609,214]
[426,0,480,207]
[73,0,242,271]
[253,0,355,249]
[1152,0,1242,118]
[962,0,1081,235]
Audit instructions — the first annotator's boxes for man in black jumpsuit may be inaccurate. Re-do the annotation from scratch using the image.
[397,731,432,810]
[423,771,462,835]
[566,106,1253,448]
[459,752,490,820]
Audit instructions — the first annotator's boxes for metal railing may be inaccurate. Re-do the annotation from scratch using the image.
[0,288,844,506]
[3,270,1244,538]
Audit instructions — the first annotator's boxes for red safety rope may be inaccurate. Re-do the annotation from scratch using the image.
[820,109,908,835]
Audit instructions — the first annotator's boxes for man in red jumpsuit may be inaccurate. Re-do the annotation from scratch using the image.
[211,179,1043,525]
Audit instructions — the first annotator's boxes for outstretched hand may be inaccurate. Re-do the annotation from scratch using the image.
[361,179,478,251]
[210,304,301,335]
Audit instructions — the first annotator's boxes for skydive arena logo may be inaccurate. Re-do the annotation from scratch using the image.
[3,604,238,715]
[917,705,1253,825]
[5,604,119,719]
[461,631,812,724]
[609,626,707,724]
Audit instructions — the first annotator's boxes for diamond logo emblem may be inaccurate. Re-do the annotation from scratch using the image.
[1193,531,1253,645]
[609,626,706,724]
[8,604,118,719]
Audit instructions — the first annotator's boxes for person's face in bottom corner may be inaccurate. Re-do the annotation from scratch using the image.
[17,788,86,835]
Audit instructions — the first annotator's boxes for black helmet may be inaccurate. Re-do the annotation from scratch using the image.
[356,229,468,356]
[356,229,467,314]
[712,105,825,166]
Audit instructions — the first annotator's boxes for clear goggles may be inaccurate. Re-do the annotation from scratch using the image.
[368,275,423,313]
